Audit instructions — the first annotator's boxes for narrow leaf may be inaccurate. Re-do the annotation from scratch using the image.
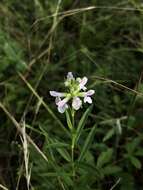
[102,165,122,176]
[103,128,114,142]
[46,142,70,149]
[75,105,93,144]
[97,148,113,168]
[130,156,142,169]
[50,138,71,162]
[78,125,96,162]
[56,147,71,162]
[65,110,72,130]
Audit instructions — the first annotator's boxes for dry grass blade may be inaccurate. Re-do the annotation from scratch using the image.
[32,6,95,26]
[20,120,31,190]
[92,76,143,97]
[110,178,121,190]
[28,0,62,74]
[33,5,143,26]
[18,72,70,137]
[0,102,48,162]
[0,184,9,190]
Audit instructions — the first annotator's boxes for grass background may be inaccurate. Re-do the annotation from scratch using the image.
[0,0,143,189]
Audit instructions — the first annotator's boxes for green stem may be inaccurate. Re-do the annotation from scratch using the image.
[71,134,75,162]
[71,134,75,180]
[71,108,75,178]
[71,108,75,128]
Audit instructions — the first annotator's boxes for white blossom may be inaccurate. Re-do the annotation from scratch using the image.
[78,77,88,90]
[57,97,70,108]
[50,91,65,97]
[84,96,92,104]
[85,90,95,96]
[49,72,95,113]
[58,103,68,113]
[55,97,69,113]
[72,97,82,110]
[67,72,74,80]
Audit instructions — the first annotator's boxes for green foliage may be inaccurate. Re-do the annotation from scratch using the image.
[1,0,143,190]
[78,125,96,162]
[75,105,93,144]
[97,148,113,168]
[0,30,27,78]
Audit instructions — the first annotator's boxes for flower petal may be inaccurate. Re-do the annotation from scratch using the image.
[67,72,74,80]
[72,97,82,110]
[85,90,95,96]
[55,97,61,105]
[82,86,87,91]
[57,97,69,107]
[84,96,92,104]
[58,104,68,113]
[50,91,65,97]
[79,77,88,90]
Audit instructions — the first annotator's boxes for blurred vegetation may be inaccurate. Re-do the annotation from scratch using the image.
[0,0,143,189]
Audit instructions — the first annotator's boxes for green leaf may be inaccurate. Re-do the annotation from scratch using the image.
[50,138,71,162]
[75,105,93,145]
[129,156,142,169]
[103,128,114,142]
[56,147,71,162]
[135,149,143,157]
[42,172,73,186]
[65,110,72,130]
[78,125,96,162]
[75,161,100,177]
[97,148,113,168]
[125,137,141,155]
[102,165,122,176]
[46,142,70,149]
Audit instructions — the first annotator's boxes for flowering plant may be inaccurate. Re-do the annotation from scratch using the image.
[50,72,95,113]
[49,72,95,179]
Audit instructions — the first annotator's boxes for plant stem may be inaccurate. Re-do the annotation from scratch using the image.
[71,133,75,180]
[71,108,75,128]
[71,108,75,178]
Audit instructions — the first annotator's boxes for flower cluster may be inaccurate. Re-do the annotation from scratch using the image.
[50,72,95,113]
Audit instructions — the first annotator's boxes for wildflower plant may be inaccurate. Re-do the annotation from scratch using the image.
[50,72,95,179]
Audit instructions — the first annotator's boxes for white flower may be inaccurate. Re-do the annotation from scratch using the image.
[57,97,70,108]
[58,103,68,113]
[84,96,92,104]
[50,91,65,97]
[50,72,94,113]
[67,72,74,80]
[72,97,82,110]
[85,90,95,96]
[83,90,95,104]
[78,77,88,91]
[55,96,69,113]
[65,72,74,86]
